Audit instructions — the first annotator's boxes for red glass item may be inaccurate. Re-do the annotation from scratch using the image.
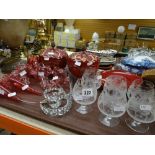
[10,65,30,85]
[38,65,54,80]
[40,66,70,92]
[67,51,100,78]
[0,75,13,90]
[39,47,68,68]
[9,76,42,96]
[0,84,21,102]
[27,55,40,79]
[101,70,143,88]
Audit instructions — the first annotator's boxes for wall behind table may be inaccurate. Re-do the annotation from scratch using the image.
[73,19,155,48]
[1,19,155,48]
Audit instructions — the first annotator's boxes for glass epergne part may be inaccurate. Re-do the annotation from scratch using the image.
[98,75,127,127]
[40,85,72,116]
[72,68,98,114]
[126,80,155,133]
[67,51,99,78]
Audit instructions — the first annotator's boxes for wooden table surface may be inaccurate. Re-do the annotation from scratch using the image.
[0,82,155,135]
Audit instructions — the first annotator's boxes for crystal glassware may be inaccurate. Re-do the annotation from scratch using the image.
[39,47,68,68]
[97,75,127,127]
[126,80,155,133]
[72,68,98,114]
[40,85,72,116]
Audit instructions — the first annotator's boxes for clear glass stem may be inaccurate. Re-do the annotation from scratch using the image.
[131,120,142,127]
[99,114,120,127]
[76,105,89,114]
[125,117,149,133]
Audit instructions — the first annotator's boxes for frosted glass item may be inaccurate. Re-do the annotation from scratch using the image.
[126,80,155,133]
[98,75,127,127]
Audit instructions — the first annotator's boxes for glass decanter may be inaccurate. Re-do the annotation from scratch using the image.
[72,68,98,114]
[97,75,127,127]
[126,80,155,133]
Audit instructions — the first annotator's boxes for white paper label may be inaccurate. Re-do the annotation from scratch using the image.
[48,52,54,55]
[52,76,59,80]
[44,57,49,61]
[97,75,102,80]
[76,96,83,101]
[82,88,93,97]
[140,105,152,111]
[22,85,29,90]
[0,89,5,95]
[8,92,16,97]
[87,61,93,66]
[38,72,44,77]
[19,70,27,77]
[114,106,125,112]
[75,61,81,66]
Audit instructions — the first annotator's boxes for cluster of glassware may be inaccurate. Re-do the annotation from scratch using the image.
[97,75,155,133]
[71,66,155,133]
[40,50,100,116]
[38,48,155,133]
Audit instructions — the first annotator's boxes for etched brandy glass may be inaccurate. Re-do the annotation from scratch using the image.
[126,80,155,133]
[72,69,98,114]
[98,75,127,127]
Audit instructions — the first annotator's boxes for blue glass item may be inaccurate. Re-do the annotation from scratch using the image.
[116,63,145,75]
[122,48,155,69]
[121,56,155,69]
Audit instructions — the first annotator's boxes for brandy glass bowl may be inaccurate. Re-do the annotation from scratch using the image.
[126,80,155,133]
[72,68,98,114]
[98,75,127,127]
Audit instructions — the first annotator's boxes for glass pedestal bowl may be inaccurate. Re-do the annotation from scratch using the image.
[67,51,99,78]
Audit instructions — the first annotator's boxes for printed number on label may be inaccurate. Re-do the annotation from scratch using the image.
[82,88,93,97]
